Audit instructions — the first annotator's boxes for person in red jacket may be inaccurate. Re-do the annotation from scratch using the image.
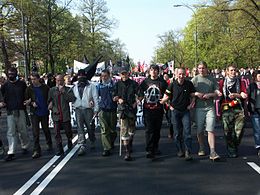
[219,64,247,158]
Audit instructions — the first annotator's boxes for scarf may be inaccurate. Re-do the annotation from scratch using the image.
[102,78,112,87]
[223,76,240,99]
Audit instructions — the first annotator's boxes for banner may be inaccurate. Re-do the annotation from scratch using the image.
[74,60,89,73]
[96,61,105,75]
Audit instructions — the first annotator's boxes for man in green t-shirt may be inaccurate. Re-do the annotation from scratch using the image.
[192,61,222,161]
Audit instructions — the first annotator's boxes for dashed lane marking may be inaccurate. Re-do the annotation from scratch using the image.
[247,162,260,174]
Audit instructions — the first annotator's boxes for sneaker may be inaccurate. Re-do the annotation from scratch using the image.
[185,151,193,161]
[228,151,238,158]
[0,146,4,156]
[124,154,132,161]
[146,151,155,159]
[209,152,220,161]
[198,149,206,156]
[32,151,41,159]
[102,150,110,157]
[5,154,15,162]
[78,146,86,156]
[177,150,184,158]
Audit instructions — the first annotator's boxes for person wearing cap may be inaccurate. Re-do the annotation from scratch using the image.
[138,65,168,159]
[219,64,247,158]
[48,73,76,156]
[72,69,99,156]
[113,67,139,161]
[247,70,260,158]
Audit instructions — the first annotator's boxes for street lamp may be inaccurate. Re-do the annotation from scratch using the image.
[173,4,198,66]
[21,11,29,81]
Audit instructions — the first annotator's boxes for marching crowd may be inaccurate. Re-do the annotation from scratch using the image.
[0,62,259,162]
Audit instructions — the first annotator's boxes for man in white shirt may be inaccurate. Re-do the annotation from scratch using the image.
[72,69,99,156]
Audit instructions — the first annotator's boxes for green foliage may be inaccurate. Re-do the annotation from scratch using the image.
[155,0,260,70]
[0,0,127,75]
[154,30,184,67]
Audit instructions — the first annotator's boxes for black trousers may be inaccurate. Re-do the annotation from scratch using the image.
[144,108,164,153]
[53,120,73,148]
[31,114,52,152]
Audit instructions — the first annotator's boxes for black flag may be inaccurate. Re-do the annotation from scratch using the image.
[83,54,90,64]
[84,55,103,80]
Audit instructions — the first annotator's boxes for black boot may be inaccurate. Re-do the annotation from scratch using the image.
[56,144,64,156]
[67,139,73,150]
[129,139,133,153]
[124,144,132,161]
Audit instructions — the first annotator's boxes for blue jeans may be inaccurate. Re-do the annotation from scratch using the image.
[171,109,192,152]
[251,113,260,148]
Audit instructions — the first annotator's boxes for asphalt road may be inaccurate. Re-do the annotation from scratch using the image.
[0,112,259,195]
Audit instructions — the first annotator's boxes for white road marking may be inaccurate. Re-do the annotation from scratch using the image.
[30,144,80,195]
[13,156,59,195]
[13,135,79,195]
[247,162,260,174]
[29,134,88,195]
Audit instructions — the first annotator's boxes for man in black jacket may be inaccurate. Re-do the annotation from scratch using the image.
[1,67,30,161]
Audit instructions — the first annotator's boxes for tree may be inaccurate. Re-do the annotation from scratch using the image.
[80,0,116,62]
[180,0,260,69]
[0,1,14,73]
[154,30,184,67]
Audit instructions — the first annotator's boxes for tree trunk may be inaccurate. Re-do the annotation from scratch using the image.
[26,19,31,73]
[0,34,11,74]
[47,0,54,74]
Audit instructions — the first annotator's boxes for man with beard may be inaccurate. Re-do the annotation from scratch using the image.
[219,64,247,158]
[113,67,139,161]
[72,69,99,156]
[97,69,117,156]
[139,65,168,159]
[1,67,30,161]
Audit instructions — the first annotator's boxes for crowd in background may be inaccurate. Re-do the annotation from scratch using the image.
[0,63,259,162]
